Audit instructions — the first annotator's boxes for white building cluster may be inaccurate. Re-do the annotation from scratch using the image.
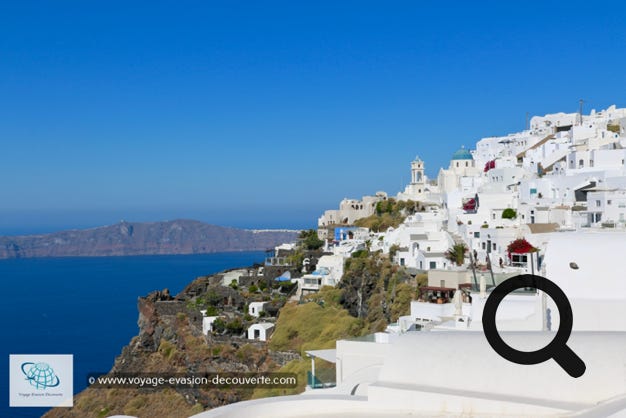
[314,105,626,279]
[194,105,626,418]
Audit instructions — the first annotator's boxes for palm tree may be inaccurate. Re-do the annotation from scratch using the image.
[445,243,468,266]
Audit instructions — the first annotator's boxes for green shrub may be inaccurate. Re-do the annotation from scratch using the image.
[389,244,400,260]
[204,305,219,316]
[299,229,324,250]
[212,318,226,333]
[502,208,517,219]
[226,318,244,335]
[351,249,369,258]
[158,340,177,360]
[607,124,620,133]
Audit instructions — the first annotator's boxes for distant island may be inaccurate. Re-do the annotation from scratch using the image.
[0,220,299,259]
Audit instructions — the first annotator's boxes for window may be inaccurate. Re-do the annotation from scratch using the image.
[429,261,437,269]
[465,161,468,167]
[596,200,601,207]
[456,162,459,167]
[482,242,486,250]
[590,159,594,167]
[579,159,584,167]
[492,243,497,251]
[474,232,480,238]
[608,200,612,205]
[400,258,405,266]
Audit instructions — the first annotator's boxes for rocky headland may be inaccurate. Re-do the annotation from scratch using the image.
[0,219,298,259]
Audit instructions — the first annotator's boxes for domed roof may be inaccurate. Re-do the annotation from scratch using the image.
[452,146,473,160]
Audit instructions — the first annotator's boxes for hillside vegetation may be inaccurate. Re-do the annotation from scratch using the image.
[340,251,420,332]
[354,199,422,231]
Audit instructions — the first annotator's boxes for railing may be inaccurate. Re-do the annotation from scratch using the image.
[265,257,292,266]
[306,370,336,389]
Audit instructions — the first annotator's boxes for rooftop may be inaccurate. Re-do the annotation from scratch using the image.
[451,146,473,160]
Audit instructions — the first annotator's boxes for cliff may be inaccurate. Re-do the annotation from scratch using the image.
[40,251,417,418]
[43,277,300,418]
[0,219,298,259]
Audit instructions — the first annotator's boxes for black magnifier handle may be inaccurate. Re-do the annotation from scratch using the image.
[553,344,586,378]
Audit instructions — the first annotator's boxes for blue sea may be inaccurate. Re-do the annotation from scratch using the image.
[0,252,266,418]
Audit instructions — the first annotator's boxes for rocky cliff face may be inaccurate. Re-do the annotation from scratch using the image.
[43,277,300,418]
[0,219,298,259]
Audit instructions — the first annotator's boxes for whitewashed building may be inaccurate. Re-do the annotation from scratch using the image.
[248,301,268,318]
[247,323,274,341]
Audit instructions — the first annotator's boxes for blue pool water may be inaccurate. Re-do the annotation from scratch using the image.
[0,252,265,418]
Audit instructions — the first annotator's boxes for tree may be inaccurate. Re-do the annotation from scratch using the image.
[445,243,468,266]
[502,208,517,219]
[299,229,324,250]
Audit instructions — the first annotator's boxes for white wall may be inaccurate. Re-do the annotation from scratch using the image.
[202,316,219,335]
[249,302,267,318]
[543,231,626,331]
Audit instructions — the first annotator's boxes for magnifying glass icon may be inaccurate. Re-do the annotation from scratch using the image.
[482,274,586,378]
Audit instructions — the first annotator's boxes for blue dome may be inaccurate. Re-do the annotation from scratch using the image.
[452,147,473,160]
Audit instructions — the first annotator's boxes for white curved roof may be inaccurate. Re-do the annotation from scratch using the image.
[192,331,626,418]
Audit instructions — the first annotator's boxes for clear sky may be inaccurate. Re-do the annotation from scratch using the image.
[1,1,625,233]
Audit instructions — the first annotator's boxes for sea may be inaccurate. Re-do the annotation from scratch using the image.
[0,251,266,418]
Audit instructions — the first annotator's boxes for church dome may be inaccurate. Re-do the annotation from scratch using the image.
[452,146,473,160]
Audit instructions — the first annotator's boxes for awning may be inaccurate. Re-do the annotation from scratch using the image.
[275,271,292,282]
[305,349,337,364]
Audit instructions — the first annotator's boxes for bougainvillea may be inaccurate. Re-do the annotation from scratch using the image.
[484,160,496,172]
[506,238,537,259]
[463,198,476,211]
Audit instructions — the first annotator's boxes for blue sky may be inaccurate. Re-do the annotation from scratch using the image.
[1,1,625,233]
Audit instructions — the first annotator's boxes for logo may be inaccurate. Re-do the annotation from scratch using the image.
[21,362,61,389]
[9,354,73,407]
[482,274,585,378]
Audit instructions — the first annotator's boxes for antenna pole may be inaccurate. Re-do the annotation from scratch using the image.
[579,99,584,125]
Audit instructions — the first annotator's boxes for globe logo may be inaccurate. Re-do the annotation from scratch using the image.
[21,362,61,389]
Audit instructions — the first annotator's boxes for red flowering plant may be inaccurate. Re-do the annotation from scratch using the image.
[506,238,537,260]
[462,198,476,211]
